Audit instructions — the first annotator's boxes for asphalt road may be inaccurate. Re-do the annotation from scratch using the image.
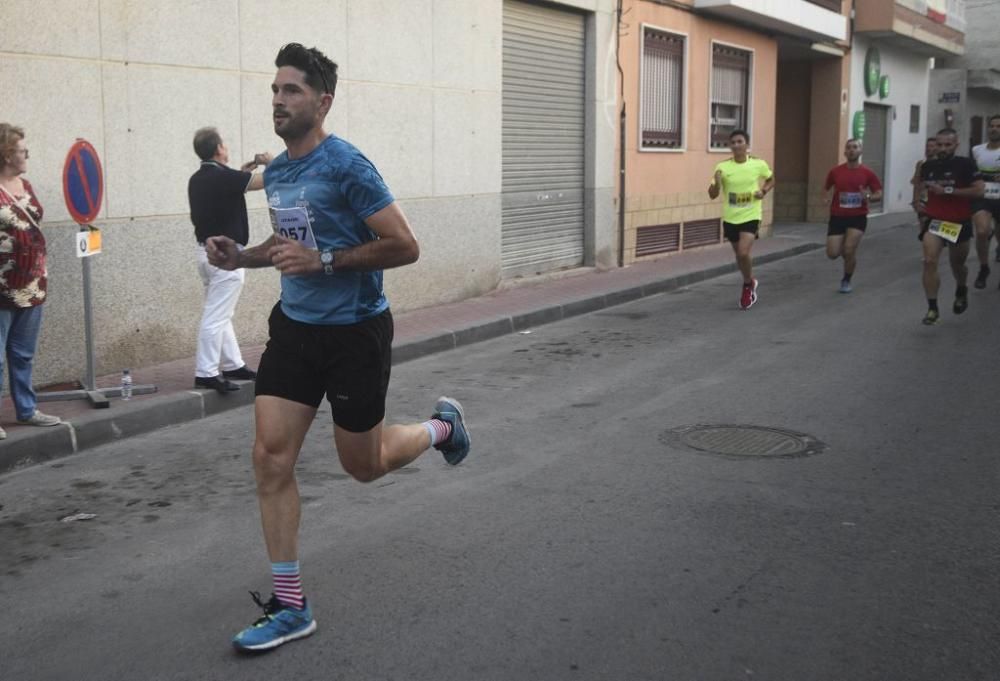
[2,224,998,681]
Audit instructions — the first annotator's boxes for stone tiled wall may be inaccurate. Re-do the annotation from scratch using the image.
[0,0,617,385]
[806,182,834,224]
[772,181,808,222]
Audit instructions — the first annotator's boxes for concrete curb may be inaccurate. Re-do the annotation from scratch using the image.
[0,240,822,476]
[392,242,822,365]
[0,387,256,476]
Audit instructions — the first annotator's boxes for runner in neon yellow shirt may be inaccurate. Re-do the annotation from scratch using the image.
[708,129,774,309]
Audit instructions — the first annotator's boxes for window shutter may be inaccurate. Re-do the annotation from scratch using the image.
[710,45,750,148]
[641,28,684,148]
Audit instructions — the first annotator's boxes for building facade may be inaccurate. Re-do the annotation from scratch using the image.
[929,0,997,154]
[619,0,849,263]
[1,0,974,387]
[0,0,617,386]
[853,0,965,213]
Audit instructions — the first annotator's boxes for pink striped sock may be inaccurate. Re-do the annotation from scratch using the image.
[272,561,304,609]
[423,418,453,446]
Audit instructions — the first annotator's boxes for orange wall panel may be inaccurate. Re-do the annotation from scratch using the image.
[620,1,778,196]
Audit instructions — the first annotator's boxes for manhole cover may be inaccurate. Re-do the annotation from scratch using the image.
[661,424,825,459]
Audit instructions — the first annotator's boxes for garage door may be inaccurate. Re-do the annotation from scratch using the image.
[502,0,586,276]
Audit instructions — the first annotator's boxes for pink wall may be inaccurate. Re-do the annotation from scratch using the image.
[620,1,778,195]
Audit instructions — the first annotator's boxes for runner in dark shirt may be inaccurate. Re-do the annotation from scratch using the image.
[916,128,985,325]
[970,114,1000,287]
[911,137,938,240]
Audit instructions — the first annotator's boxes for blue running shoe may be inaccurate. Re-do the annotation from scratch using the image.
[839,278,852,294]
[432,396,470,465]
[232,591,316,652]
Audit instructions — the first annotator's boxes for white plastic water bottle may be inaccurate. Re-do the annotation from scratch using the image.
[121,369,133,400]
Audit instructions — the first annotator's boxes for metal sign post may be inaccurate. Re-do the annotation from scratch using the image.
[37,139,156,408]
[79,234,104,404]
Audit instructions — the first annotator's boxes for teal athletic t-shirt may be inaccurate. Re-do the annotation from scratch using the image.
[264,135,395,325]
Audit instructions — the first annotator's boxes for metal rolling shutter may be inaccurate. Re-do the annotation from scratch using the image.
[502,0,585,275]
[862,103,888,214]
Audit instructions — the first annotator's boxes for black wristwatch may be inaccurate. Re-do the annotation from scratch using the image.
[319,248,336,275]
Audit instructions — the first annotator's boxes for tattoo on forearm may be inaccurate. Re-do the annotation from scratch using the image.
[238,237,276,269]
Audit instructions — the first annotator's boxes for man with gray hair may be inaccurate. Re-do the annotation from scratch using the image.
[188,127,271,392]
[822,138,882,293]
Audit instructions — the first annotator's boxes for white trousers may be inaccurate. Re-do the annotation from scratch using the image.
[195,247,246,377]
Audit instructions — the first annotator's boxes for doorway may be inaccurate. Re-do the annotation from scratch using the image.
[862,103,889,214]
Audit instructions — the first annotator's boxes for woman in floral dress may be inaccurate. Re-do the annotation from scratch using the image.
[0,123,61,438]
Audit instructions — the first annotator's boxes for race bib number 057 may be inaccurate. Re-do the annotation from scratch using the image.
[269,206,318,250]
[928,219,963,243]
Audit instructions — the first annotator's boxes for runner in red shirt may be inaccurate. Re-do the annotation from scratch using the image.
[823,138,883,293]
[917,128,985,325]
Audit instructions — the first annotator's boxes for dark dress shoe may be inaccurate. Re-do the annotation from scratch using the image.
[222,365,257,381]
[194,375,241,393]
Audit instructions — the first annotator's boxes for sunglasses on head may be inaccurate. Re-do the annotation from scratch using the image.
[308,54,331,95]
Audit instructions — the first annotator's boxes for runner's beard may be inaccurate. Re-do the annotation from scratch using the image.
[274,112,313,142]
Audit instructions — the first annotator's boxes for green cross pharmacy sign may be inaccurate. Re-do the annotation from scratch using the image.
[864,47,881,97]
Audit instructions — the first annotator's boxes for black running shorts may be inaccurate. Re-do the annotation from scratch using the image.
[918,212,929,241]
[971,199,1000,223]
[255,304,393,433]
[922,218,974,245]
[827,215,867,236]
[723,220,760,243]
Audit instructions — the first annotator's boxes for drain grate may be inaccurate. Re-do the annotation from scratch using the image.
[661,424,825,459]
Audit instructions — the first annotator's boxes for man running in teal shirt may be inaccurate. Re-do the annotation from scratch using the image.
[208,43,471,652]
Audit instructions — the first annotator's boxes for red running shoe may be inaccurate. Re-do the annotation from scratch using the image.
[740,279,758,310]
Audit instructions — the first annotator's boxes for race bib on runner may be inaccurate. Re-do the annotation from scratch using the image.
[928,219,962,243]
[269,206,318,250]
[839,192,863,209]
[728,192,754,206]
[984,182,1000,200]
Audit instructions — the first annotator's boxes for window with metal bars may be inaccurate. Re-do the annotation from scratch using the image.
[641,27,685,150]
[710,44,751,150]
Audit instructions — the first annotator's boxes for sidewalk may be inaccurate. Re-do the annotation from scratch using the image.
[0,216,904,474]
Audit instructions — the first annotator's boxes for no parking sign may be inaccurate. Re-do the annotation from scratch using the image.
[44,137,155,406]
[63,139,104,257]
[63,139,104,224]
